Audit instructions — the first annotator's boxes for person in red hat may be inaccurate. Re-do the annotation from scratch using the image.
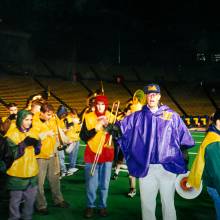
[80,95,114,218]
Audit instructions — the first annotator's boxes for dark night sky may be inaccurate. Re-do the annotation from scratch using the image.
[0,0,219,29]
[0,0,220,64]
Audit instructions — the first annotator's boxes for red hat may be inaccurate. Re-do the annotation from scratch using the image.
[95,95,108,108]
[95,95,108,116]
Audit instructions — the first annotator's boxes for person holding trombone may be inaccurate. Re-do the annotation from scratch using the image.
[80,95,117,218]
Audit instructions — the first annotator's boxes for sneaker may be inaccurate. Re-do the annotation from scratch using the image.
[54,201,70,208]
[127,188,136,198]
[120,164,128,170]
[67,168,79,176]
[59,172,67,179]
[111,173,118,180]
[66,170,74,176]
[71,168,79,173]
[84,207,94,218]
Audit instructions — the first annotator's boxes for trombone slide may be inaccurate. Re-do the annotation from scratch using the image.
[90,100,120,176]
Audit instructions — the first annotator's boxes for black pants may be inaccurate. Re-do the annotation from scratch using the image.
[0,173,9,219]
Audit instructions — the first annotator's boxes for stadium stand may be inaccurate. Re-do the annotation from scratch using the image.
[0,61,218,123]
[0,74,43,116]
[166,82,217,116]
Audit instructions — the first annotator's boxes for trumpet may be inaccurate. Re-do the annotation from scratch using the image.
[90,100,120,176]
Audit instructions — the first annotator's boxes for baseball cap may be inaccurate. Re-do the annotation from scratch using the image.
[144,84,160,94]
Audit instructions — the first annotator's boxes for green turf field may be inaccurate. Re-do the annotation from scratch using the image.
[0,131,217,220]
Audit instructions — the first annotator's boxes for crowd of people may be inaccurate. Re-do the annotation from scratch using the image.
[0,83,220,220]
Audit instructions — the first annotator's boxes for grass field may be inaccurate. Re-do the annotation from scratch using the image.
[0,131,216,220]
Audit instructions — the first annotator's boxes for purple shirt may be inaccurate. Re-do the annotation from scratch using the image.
[116,105,195,177]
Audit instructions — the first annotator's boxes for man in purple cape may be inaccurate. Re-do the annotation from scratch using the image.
[114,84,195,220]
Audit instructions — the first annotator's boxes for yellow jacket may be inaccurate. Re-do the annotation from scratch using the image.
[188,132,220,189]
[32,113,58,159]
[6,127,39,178]
[61,114,81,142]
[85,111,114,154]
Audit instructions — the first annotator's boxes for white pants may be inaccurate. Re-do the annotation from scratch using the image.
[139,164,176,220]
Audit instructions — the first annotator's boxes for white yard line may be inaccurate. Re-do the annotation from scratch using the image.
[192,134,205,138]
[188,152,197,155]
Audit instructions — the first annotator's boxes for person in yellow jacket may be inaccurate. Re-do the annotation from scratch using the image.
[128,89,145,198]
[111,103,132,180]
[65,109,81,175]
[188,110,220,219]
[80,95,115,218]
[33,102,69,215]
[5,109,41,220]
[111,89,145,198]
[0,103,18,135]
[57,106,81,177]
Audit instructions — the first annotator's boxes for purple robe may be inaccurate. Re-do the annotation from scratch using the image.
[116,105,195,177]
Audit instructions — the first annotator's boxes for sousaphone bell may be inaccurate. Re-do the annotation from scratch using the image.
[175,171,203,199]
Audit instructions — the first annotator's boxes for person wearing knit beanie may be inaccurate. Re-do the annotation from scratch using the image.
[80,95,114,218]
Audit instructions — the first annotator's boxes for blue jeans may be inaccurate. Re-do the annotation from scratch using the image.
[85,162,112,209]
[58,150,67,173]
[68,141,79,169]
[207,186,220,220]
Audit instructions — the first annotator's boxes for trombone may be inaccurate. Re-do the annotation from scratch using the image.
[107,100,120,146]
[90,100,120,176]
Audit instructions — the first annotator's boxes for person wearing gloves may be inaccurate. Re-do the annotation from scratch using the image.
[5,109,41,220]
[80,95,114,218]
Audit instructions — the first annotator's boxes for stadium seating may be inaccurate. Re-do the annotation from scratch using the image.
[0,62,218,122]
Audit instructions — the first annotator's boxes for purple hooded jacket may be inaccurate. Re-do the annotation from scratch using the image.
[116,105,195,177]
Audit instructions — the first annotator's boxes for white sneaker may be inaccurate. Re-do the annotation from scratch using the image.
[69,168,79,173]
[120,164,128,170]
[59,172,67,179]
[66,170,74,176]
[66,168,79,176]
[127,188,136,198]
